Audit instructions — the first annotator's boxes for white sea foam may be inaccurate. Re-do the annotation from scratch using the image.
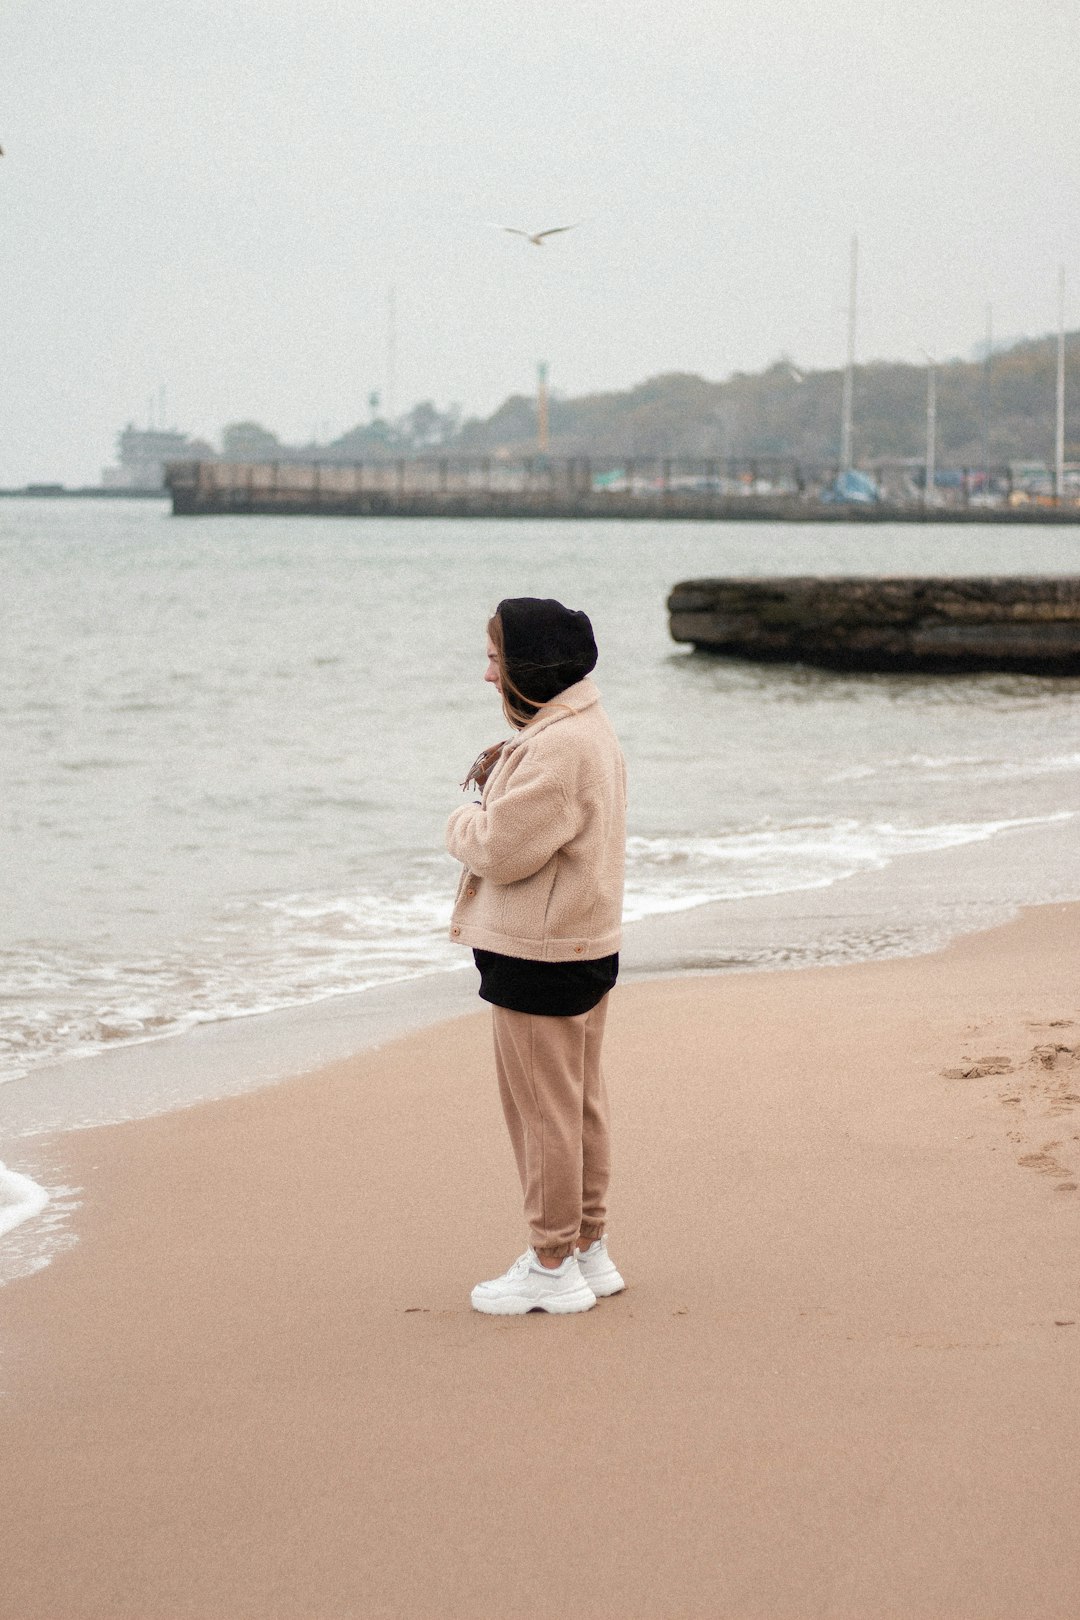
[2,808,1072,1085]
[0,1161,49,1239]
[623,811,1075,920]
[828,750,1080,784]
[0,1175,80,1294]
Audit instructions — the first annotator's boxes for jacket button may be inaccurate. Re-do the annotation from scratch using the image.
[573,945,584,954]
[466,888,476,898]
[451,926,461,936]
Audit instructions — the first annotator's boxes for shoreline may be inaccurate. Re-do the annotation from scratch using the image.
[4,809,1080,1295]
[4,807,1080,1147]
[2,900,1080,1616]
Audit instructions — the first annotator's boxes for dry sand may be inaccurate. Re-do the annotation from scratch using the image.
[2,903,1080,1620]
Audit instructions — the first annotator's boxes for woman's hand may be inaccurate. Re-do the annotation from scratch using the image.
[460,742,505,793]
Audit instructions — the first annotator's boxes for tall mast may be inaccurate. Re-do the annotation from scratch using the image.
[1055,266,1066,504]
[386,285,398,424]
[537,361,550,456]
[981,304,993,488]
[923,353,937,509]
[839,234,858,471]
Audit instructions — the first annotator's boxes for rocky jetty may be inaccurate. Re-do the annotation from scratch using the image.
[668,577,1080,673]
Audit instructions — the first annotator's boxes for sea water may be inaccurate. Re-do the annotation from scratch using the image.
[3,497,1080,1107]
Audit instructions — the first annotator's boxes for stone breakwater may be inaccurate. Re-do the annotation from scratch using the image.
[668,576,1080,673]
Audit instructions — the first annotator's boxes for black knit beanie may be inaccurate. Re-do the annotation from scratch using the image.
[496,597,598,709]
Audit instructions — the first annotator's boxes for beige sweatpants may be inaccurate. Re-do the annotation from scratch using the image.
[491,995,612,1260]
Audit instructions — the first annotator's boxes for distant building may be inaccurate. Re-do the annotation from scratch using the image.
[220,421,282,461]
[102,426,214,491]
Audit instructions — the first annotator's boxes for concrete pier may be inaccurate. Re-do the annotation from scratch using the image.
[668,576,1080,673]
[165,460,1080,524]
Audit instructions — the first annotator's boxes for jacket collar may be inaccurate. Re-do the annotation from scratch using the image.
[501,676,600,750]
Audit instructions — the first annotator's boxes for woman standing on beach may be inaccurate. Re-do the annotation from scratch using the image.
[447,598,627,1315]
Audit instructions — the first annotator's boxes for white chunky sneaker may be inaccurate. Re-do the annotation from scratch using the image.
[470,1250,597,1316]
[575,1237,626,1297]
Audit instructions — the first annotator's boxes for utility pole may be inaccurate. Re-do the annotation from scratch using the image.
[922,352,937,509]
[839,234,858,471]
[1055,266,1066,504]
[537,361,550,456]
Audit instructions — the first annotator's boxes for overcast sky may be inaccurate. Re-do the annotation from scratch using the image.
[1,0,1077,484]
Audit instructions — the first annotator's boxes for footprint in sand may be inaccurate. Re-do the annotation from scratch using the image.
[1032,1043,1076,1069]
[1025,1044,1080,1117]
[1017,1145,1067,1176]
[1016,1142,1077,1193]
[943,1027,1080,1193]
[942,1055,1014,1080]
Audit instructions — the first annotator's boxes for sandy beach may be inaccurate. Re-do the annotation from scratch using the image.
[3,902,1080,1619]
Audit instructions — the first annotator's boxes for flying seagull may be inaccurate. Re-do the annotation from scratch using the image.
[491,222,583,247]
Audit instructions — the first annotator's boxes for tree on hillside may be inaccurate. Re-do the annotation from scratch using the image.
[449,332,1079,466]
[217,331,1079,468]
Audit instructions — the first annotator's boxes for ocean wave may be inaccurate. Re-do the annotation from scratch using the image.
[827,751,1080,784]
[0,810,1073,1085]
[623,811,1075,918]
[0,1162,49,1240]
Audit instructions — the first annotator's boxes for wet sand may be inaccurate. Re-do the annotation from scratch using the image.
[2,903,1080,1619]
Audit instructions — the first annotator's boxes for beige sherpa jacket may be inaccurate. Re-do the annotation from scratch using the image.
[446,676,626,962]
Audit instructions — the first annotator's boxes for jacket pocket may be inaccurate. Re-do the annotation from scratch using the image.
[535,856,561,939]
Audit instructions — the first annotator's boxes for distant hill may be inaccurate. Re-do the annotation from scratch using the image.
[449,332,1079,467]
[220,331,1077,469]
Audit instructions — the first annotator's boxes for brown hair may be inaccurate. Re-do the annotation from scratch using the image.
[488,612,539,729]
